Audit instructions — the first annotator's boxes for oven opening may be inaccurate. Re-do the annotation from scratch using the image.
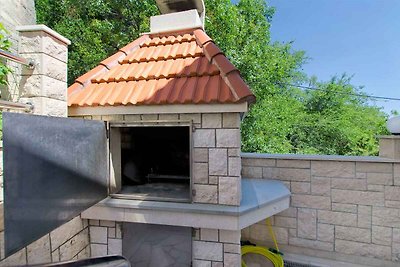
[110,124,191,202]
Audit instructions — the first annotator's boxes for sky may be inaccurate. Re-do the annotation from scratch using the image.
[234,0,400,114]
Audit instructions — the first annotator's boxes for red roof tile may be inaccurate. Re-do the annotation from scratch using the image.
[68,28,255,107]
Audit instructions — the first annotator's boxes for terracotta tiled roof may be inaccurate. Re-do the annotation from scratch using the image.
[68,28,255,107]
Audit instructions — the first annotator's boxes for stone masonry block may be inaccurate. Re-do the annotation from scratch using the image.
[358,205,372,229]
[50,216,84,249]
[209,149,228,175]
[194,162,209,184]
[158,114,179,121]
[291,182,310,194]
[27,234,52,265]
[20,96,67,117]
[318,210,357,227]
[331,189,384,206]
[193,260,211,267]
[193,129,216,148]
[356,162,392,173]
[20,75,66,101]
[193,241,223,261]
[193,184,218,204]
[224,244,241,254]
[297,208,317,239]
[331,178,367,190]
[19,31,68,63]
[311,161,355,178]
[194,148,208,163]
[241,158,276,167]
[202,114,222,128]
[372,206,400,228]
[22,53,67,82]
[219,230,240,244]
[201,229,219,242]
[224,253,241,267]
[241,166,262,178]
[335,239,391,260]
[222,113,240,128]
[219,177,240,205]
[289,237,333,252]
[100,220,115,227]
[249,225,289,244]
[274,216,297,229]
[395,164,400,185]
[216,129,240,148]
[263,167,310,182]
[291,194,331,210]
[336,226,371,243]
[59,229,89,261]
[228,148,240,157]
[393,228,400,243]
[276,159,310,169]
[372,226,392,246]
[311,177,330,196]
[332,203,357,213]
[317,224,334,242]
[277,207,297,218]
[0,248,27,266]
[90,244,107,257]
[228,157,241,177]
[123,114,141,121]
[367,172,393,185]
[90,226,108,244]
[385,186,400,201]
[180,113,201,124]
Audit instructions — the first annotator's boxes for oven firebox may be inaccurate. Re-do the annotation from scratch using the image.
[109,121,192,202]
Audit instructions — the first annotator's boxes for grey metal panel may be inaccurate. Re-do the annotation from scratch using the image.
[3,112,108,257]
[122,223,192,267]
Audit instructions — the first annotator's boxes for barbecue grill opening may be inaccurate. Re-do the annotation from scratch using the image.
[109,123,191,202]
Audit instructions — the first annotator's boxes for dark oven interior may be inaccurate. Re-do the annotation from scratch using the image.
[114,125,191,202]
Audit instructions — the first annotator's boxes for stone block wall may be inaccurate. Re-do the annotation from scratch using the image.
[88,220,122,257]
[87,220,241,267]
[76,112,242,206]
[0,0,36,101]
[0,216,90,266]
[193,228,241,266]
[241,154,400,266]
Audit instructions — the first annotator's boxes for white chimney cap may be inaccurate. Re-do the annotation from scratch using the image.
[150,9,203,33]
[387,115,400,135]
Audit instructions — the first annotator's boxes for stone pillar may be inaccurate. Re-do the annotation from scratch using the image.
[379,135,400,159]
[16,25,70,117]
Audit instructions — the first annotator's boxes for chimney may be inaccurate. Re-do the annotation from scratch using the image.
[152,0,205,33]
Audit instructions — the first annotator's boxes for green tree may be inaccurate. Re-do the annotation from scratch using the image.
[0,22,12,85]
[35,0,388,155]
[36,0,159,85]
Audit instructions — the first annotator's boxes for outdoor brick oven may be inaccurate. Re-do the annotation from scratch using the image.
[65,5,291,267]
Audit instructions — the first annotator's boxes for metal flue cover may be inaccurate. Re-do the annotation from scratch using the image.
[155,0,204,15]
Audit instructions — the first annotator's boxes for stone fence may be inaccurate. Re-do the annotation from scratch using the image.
[241,152,400,266]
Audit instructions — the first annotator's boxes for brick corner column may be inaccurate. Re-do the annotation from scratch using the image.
[16,24,71,117]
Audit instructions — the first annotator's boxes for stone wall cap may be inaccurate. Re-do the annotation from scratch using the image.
[378,135,400,140]
[241,152,400,163]
[16,24,71,45]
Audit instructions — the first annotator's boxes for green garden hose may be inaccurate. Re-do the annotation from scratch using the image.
[241,218,284,267]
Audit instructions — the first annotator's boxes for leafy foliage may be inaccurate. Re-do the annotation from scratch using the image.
[36,0,159,85]
[0,22,12,86]
[35,0,388,155]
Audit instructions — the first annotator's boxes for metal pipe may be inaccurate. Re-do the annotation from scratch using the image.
[0,99,33,112]
[0,49,35,69]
